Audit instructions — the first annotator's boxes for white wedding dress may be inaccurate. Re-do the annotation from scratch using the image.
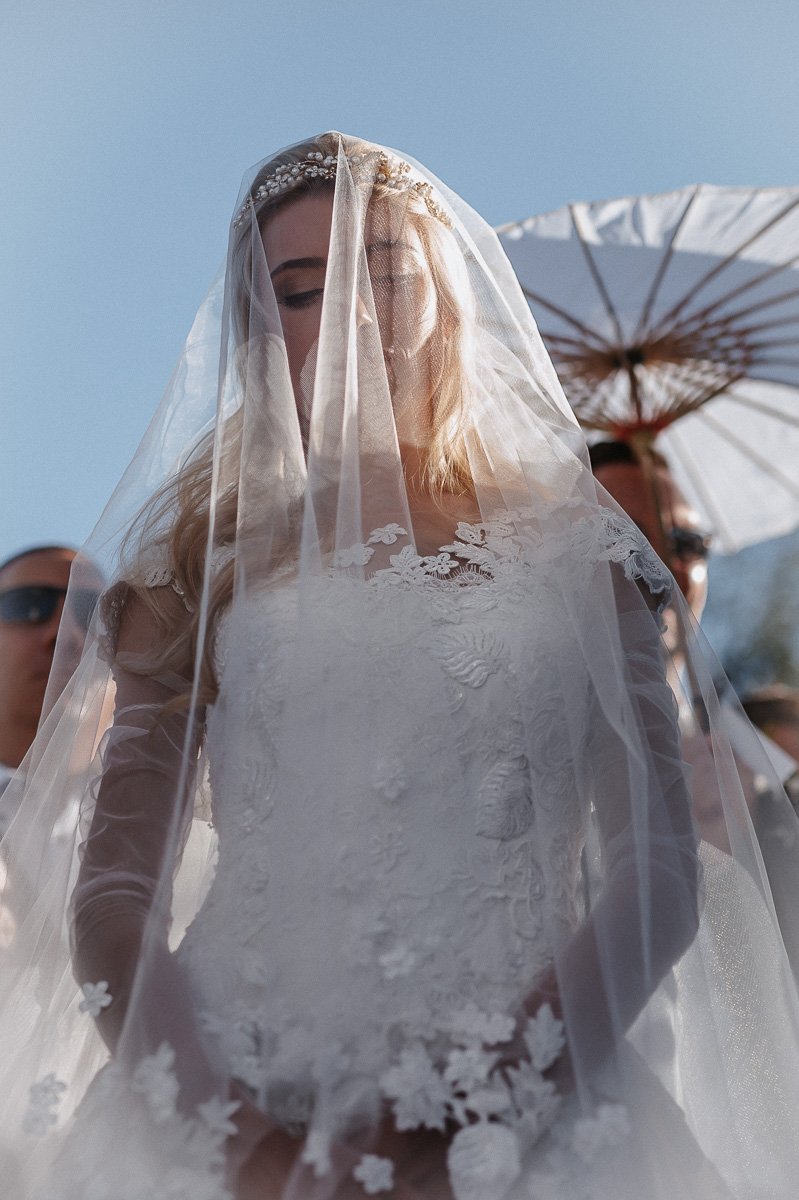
[7,131,799,1200]
[34,509,746,1200]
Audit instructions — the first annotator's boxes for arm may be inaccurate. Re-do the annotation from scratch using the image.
[524,572,699,1081]
[71,585,216,1103]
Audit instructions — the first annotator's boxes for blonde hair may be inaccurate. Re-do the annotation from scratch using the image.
[126,134,476,702]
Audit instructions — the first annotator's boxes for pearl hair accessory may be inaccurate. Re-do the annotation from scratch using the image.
[233,149,452,229]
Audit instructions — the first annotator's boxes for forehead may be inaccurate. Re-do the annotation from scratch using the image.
[259,190,424,264]
[260,192,335,264]
[0,550,76,590]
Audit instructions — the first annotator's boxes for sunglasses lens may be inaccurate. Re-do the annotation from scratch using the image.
[670,528,711,560]
[0,586,62,625]
[68,589,100,632]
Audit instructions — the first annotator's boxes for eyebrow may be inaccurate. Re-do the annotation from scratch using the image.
[270,256,327,280]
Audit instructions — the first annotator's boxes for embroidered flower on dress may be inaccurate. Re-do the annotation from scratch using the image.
[505,1061,560,1144]
[459,1081,513,1122]
[378,943,418,979]
[367,523,407,545]
[380,1044,451,1131]
[79,980,113,1017]
[334,543,375,569]
[197,1095,240,1138]
[444,1045,499,1093]
[377,544,457,585]
[523,1003,565,1073]
[447,1003,516,1046]
[131,1042,180,1126]
[382,545,425,580]
[424,552,455,577]
[571,1102,630,1163]
[22,1073,67,1136]
[353,1154,395,1194]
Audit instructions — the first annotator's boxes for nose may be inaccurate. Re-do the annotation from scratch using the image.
[39,598,84,662]
[38,600,65,651]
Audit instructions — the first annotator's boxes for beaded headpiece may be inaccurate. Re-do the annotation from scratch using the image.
[233,150,452,229]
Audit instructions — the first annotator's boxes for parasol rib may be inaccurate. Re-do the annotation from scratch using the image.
[665,267,799,339]
[635,186,701,340]
[720,392,799,429]
[520,287,615,349]
[663,422,738,548]
[569,205,626,346]
[692,408,799,498]
[653,193,799,329]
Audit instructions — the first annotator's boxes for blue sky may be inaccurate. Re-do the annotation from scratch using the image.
[4,0,799,560]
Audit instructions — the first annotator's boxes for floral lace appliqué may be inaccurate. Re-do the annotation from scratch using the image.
[354,1154,395,1194]
[79,980,113,1017]
[131,1042,180,1126]
[22,1073,67,1136]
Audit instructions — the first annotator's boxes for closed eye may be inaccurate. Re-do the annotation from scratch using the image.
[279,288,325,309]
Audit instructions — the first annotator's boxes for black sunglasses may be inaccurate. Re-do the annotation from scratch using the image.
[0,585,100,632]
[668,527,713,562]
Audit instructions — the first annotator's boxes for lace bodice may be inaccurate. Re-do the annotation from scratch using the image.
[176,508,670,1135]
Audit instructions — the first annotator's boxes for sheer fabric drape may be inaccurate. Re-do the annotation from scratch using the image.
[1,133,798,1200]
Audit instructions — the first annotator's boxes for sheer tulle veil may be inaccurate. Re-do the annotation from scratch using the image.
[1,132,799,1200]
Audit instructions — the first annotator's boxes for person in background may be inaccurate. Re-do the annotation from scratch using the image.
[589,437,799,975]
[587,439,711,628]
[742,684,799,764]
[742,684,799,809]
[0,545,98,825]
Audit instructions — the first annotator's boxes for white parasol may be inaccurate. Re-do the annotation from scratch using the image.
[498,185,799,553]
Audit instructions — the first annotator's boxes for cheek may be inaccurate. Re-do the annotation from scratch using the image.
[281,310,323,397]
[377,277,438,354]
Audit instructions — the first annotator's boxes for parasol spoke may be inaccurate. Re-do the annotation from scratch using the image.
[569,205,626,345]
[747,357,799,371]
[720,391,799,429]
[702,311,799,340]
[651,194,799,330]
[692,407,799,498]
[635,186,701,340]
[664,277,799,340]
[539,331,605,353]
[742,336,799,353]
[664,422,739,548]
[520,287,615,349]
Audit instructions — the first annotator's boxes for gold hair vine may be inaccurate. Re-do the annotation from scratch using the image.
[233,150,452,229]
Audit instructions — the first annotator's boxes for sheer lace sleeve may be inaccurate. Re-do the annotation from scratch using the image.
[533,565,699,1083]
[70,585,216,1105]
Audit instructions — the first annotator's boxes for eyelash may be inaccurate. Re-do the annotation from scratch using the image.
[278,274,417,311]
[279,289,324,309]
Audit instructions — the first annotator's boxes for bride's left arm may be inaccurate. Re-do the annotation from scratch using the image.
[521,569,699,1081]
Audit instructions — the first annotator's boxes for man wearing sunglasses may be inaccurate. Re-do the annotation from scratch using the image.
[589,439,799,963]
[0,545,100,822]
[588,440,712,628]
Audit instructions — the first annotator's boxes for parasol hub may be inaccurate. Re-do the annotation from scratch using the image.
[612,345,648,369]
[611,419,672,450]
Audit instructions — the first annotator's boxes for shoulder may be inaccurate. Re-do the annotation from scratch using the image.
[547,503,672,613]
[97,542,187,664]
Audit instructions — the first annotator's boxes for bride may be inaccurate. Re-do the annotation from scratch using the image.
[2,132,799,1200]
